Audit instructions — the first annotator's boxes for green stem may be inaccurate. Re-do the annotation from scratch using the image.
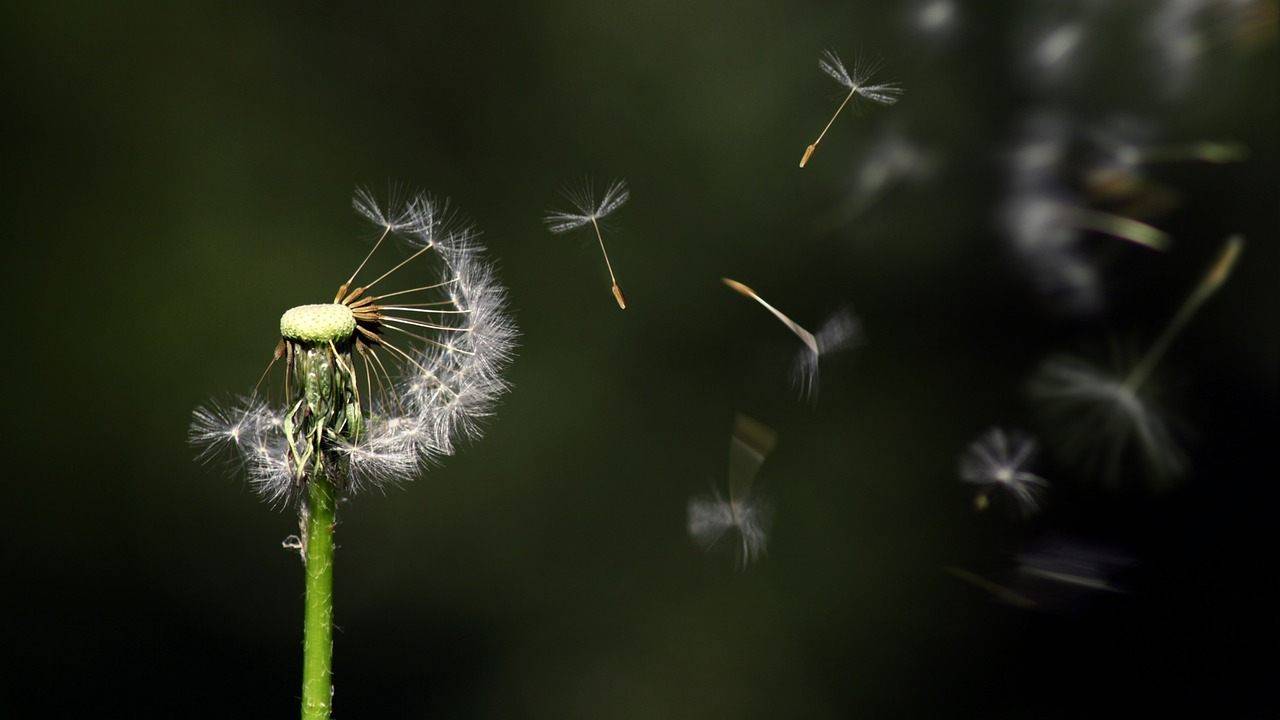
[301,475,337,720]
[1123,236,1244,392]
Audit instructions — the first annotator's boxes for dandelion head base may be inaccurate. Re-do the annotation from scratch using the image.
[280,304,357,343]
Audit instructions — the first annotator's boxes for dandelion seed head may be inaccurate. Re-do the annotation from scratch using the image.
[190,187,517,505]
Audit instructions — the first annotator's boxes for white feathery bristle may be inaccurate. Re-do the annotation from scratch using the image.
[915,0,958,34]
[353,185,426,233]
[1146,0,1212,98]
[819,50,903,105]
[688,414,777,569]
[189,396,277,464]
[1028,355,1183,482]
[1034,22,1084,71]
[402,195,479,254]
[544,178,630,233]
[791,307,862,401]
[1001,113,1110,317]
[246,436,294,506]
[190,397,298,504]
[819,49,855,88]
[361,197,519,469]
[687,489,772,569]
[855,83,904,105]
[335,415,431,495]
[851,129,935,209]
[958,427,1050,517]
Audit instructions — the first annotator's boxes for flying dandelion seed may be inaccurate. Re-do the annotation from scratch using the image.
[799,51,902,168]
[688,414,777,568]
[1003,114,1095,315]
[1085,117,1248,200]
[944,566,1039,609]
[1002,112,1176,316]
[823,126,936,226]
[1008,111,1073,190]
[1008,195,1171,253]
[1146,0,1279,97]
[1030,236,1243,485]
[1016,0,1113,88]
[1034,22,1084,71]
[544,179,630,309]
[947,536,1132,611]
[189,187,517,720]
[721,278,861,400]
[958,428,1050,517]
[1016,537,1131,595]
[914,0,959,36]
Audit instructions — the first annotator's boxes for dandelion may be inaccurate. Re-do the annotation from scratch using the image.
[958,428,1050,517]
[688,414,777,568]
[544,179,630,309]
[189,187,517,720]
[1030,236,1243,485]
[721,278,861,400]
[799,51,902,168]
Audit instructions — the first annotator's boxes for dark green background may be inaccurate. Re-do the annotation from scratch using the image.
[3,2,1276,717]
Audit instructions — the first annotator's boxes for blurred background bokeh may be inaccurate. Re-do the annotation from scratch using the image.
[2,1,1276,717]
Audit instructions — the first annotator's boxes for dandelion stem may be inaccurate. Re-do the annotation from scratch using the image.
[1069,207,1169,251]
[721,277,818,354]
[1124,236,1243,390]
[944,567,1037,609]
[338,224,393,300]
[372,278,459,302]
[801,88,855,168]
[363,243,435,293]
[300,474,337,720]
[1139,142,1247,165]
[590,217,627,309]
